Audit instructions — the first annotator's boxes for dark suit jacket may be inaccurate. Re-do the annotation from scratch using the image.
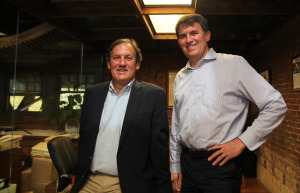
[70,80,172,193]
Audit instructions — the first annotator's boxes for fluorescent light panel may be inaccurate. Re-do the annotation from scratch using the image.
[143,0,192,5]
[149,14,184,33]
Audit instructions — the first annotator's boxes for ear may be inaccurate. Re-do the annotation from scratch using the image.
[107,60,111,70]
[135,62,141,71]
[205,30,211,42]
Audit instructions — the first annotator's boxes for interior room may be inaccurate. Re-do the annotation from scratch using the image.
[0,0,299,192]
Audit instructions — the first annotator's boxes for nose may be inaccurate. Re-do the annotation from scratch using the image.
[186,34,192,43]
[119,57,126,65]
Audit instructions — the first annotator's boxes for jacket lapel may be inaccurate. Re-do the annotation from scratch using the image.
[118,80,143,148]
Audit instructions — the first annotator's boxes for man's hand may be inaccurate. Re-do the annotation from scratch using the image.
[207,138,246,166]
[171,173,180,192]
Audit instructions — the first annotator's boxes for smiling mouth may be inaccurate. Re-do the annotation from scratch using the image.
[117,69,127,72]
[186,44,196,50]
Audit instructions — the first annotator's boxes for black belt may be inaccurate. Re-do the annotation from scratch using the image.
[183,146,219,159]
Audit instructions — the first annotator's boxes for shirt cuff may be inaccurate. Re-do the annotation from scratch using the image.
[170,162,181,174]
[238,130,261,151]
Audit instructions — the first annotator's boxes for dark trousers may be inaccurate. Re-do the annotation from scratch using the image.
[180,148,244,193]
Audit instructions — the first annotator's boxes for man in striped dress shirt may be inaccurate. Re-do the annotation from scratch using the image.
[170,14,287,193]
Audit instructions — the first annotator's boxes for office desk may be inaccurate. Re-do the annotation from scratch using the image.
[1,130,79,156]
[0,130,78,193]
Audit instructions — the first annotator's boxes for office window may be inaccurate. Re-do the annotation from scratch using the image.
[9,73,42,111]
[59,74,95,109]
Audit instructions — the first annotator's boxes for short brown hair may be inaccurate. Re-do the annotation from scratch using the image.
[175,14,209,38]
[105,38,142,63]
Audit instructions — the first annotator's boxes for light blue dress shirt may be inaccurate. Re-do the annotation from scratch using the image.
[91,80,133,176]
[170,48,287,173]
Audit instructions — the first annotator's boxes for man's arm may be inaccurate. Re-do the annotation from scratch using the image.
[169,96,182,192]
[235,57,287,150]
[209,57,287,166]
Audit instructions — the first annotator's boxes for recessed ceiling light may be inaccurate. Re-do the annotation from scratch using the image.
[135,0,195,38]
[143,0,192,5]
[149,14,184,33]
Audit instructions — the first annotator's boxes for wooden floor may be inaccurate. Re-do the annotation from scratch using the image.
[241,177,271,193]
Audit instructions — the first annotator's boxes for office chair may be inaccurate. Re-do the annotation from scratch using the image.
[47,136,77,192]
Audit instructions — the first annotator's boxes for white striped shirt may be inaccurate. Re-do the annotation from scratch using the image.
[91,80,133,176]
[170,48,287,173]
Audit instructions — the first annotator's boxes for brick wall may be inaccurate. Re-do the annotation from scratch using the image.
[250,11,300,193]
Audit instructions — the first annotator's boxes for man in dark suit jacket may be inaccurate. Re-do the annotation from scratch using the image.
[70,38,172,193]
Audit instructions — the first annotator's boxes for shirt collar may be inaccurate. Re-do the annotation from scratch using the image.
[184,48,217,70]
[109,79,134,95]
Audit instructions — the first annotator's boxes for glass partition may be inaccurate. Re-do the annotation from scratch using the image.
[0,2,103,192]
[0,5,22,193]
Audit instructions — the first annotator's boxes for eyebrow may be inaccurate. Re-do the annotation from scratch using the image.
[179,29,199,37]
